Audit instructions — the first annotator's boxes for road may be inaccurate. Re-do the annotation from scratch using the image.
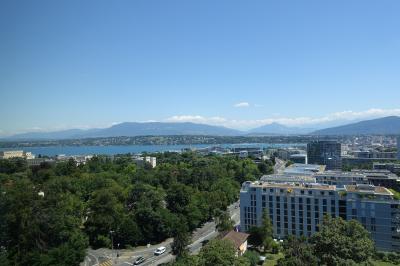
[274,158,286,174]
[82,201,240,266]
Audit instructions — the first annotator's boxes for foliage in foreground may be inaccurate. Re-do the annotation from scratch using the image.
[277,216,375,266]
[0,153,270,265]
[171,239,250,266]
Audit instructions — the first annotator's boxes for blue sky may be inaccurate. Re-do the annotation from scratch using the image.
[1,0,400,135]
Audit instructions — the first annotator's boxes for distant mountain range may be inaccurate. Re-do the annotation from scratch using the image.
[3,116,400,140]
[5,122,241,140]
[248,123,314,135]
[311,116,400,135]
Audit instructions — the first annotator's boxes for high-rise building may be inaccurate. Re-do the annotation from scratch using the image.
[240,181,400,251]
[307,141,342,170]
[397,136,400,160]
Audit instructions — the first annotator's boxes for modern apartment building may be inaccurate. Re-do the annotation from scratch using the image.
[373,162,400,176]
[307,141,342,170]
[314,171,370,187]
[351,169,400,191]
[240,181,400,251]
[398,136,400,160]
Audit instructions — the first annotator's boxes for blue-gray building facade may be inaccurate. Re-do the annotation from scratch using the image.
[307,140,342,170]
[240,181,400,252]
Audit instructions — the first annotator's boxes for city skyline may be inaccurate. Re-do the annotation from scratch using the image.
[1,0,400,135]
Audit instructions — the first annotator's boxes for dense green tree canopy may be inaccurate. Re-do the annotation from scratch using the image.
[311,216,374,265]
[0,152,262,265]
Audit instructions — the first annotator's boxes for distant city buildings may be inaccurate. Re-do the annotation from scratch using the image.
[398,136,400,160]
[283,163,325,177]
[289,153,307,164]
[132,155,157,168]
[373,162,400,176]
[0,150,34,159]
[307,141,342,170]
[56,154,94,165]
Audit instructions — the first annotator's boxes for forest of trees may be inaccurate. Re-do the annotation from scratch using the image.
[0,152,273,265]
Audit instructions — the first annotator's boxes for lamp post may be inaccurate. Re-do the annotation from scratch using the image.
[109,230,115,263]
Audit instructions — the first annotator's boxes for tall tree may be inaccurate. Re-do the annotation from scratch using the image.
[311,216,374,265]
[199,239,249,266]
[215,210,234,232]
[171,221,190,257]
[278,236,318,266]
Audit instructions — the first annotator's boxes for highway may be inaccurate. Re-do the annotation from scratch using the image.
[82,201,240,266]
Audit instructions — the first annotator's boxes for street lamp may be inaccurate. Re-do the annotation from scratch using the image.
[109,230,115,262]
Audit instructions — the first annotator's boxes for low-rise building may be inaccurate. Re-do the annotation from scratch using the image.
[352,169,400,191]
[0,150,34,159]
[283,163,325,177]
[133,156,157,168]
[289,154,307,164]
[221,230,250,256]
[314,171,369,187]
[373,162,400,176]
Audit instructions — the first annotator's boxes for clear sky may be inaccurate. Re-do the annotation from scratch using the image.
[1,0,400,135]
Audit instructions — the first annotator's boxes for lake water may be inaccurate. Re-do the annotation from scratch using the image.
[0,143,305,156]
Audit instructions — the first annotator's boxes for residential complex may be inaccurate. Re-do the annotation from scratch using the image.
[240,180,400,251]
[0,150,34,159]
[307,141,342,170]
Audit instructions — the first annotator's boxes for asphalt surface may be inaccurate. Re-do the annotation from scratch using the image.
[274,158,286,174]
[82,201,240,266]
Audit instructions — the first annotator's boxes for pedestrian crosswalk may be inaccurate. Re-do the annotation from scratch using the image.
[99,259,113,266]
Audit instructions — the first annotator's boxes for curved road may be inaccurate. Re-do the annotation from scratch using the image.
[82,201,240,266]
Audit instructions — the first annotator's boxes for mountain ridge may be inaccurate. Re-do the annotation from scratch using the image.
[311,116,400,135]
[3,116,400,140]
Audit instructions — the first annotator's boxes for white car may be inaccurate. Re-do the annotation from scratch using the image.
[154,246,166,255]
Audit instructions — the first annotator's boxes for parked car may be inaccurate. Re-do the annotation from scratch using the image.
[154,246,166,255]
[134,256,145,265]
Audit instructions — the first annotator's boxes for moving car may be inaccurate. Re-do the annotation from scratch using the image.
[134,256,145,265]
[154,246,166,255]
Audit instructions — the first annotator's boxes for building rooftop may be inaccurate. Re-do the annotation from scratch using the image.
[345,184,393,195]
[283,163,326,176]
[315,171,366,177]
[242,180,336,191]
[221,230,249,249]
[260,174,316,183]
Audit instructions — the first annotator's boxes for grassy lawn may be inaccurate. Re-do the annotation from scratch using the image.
[262,252,284,266]
[259,255,398,266]
[371,260,398,266]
